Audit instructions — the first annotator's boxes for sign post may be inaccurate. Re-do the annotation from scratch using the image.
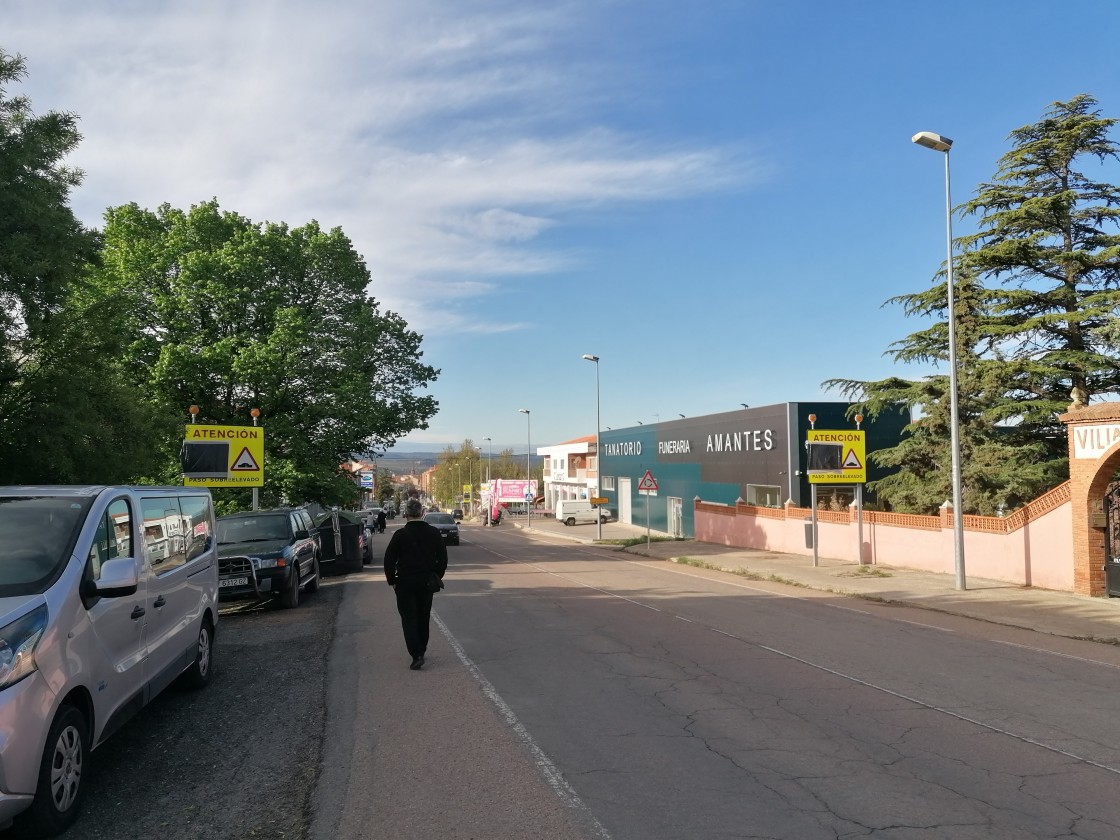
[637,470,659,548]
[804,415,866,566]
[181,422,265,489]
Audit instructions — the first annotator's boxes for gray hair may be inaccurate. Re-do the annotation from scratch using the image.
[404,499,425,519]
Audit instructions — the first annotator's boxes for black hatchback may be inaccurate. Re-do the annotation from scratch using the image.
[423,512,460,546]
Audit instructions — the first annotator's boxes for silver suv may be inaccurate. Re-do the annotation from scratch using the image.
[0,486,219,837]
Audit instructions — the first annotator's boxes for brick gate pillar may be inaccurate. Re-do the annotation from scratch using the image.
[1060,403,1120,596]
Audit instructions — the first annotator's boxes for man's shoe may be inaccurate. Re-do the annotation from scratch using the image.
[410,656,422,670]
[415,655,425,670]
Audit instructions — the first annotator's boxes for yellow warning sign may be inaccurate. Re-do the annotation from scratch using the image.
[806,429,865,484]
[181,424,265,487]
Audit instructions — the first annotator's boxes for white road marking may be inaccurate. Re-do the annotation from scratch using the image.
[434,612,614,840]
[756,642,1120,776]
[993,639,1120,669]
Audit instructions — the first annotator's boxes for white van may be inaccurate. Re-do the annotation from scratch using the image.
[555,499,611,526]
[0,485,219,837]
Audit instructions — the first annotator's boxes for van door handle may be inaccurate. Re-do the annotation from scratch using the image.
[131,606,146,620]
[153,596,166,609]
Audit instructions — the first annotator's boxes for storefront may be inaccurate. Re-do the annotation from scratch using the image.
[596,402,908,537]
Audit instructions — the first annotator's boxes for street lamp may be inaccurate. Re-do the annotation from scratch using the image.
[484,436,492,525]
[912,130,966,591]
[582,354,602,540]
[518,408,531,527]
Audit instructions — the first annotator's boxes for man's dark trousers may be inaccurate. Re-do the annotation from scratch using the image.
[394,581,434,658]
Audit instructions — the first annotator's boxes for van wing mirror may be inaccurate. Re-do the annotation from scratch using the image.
[95,556,140,597]
[294,529,310,540]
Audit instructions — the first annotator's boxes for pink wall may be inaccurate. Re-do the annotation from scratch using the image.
[695,488,1074,592]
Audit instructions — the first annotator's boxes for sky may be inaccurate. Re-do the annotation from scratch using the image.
[7,0,1120,454]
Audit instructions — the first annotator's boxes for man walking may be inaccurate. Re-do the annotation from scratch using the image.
[383,499,447,669]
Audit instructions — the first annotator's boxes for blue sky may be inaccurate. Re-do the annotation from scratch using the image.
[8,1,1120,453]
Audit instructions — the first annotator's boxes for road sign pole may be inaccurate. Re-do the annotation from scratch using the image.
[811,484,819,567]
[251,412,260,511]
[856,483,864,564]
[646,491,651,549]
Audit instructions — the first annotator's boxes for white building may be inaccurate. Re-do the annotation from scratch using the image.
[538,435,597,511]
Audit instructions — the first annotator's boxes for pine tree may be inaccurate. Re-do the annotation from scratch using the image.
[828,95,1120,514]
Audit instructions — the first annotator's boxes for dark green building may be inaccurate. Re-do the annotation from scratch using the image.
[597,402,908,537]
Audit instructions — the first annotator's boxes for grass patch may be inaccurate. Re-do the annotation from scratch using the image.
[672,556,809,589]
[838,566,892,578]
[602,536,686,548]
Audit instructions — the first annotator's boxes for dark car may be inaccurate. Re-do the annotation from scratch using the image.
[423,512,460,546]
[216,508,321,608]
[451,508,464,521]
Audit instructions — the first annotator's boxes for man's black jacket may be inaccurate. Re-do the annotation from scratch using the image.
[383,520,448,586]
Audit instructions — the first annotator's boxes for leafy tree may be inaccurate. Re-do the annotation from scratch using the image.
[433,441,483,507]
[829,95,1120,514]
[0,49,160,483]
[91,200,439,506]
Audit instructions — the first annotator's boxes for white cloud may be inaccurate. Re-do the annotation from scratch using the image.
[6,0,761,336]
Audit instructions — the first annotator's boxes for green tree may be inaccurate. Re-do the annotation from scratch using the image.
[91,199,439,506]
[829,95,1119,514]
[0,49,161,483]
[433,441,483,508]
[959,94,1120,439]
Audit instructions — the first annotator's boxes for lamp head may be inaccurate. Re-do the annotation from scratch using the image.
[518,408,530,415]
[582,354,599,362]
[912,131,952,152]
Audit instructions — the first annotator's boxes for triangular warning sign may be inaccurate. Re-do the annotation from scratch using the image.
[231,447,260,471]
[842,448,862,469]
[637,470,658,491]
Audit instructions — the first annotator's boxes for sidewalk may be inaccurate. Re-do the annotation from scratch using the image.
[503,516,1120,646]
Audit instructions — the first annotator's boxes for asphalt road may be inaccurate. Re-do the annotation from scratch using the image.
[430,524,1120,840]
[9,521,1120,839]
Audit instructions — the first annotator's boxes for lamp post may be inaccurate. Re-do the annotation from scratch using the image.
[455,462,461,511]
[518,408,531,527]
[484,436,492,525]
[912,130,966,591]
[466,457,473,516]
[582,354,602,540]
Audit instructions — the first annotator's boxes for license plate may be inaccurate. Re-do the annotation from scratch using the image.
[220,577,249,588]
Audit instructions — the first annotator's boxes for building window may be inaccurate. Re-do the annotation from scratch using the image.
[602,476,616,491]
[745,484,781,507]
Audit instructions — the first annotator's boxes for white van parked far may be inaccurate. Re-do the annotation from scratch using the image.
[554,499,611,526]
[0,485,219,838]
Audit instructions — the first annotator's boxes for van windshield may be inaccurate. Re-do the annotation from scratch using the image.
[0,496,92,596]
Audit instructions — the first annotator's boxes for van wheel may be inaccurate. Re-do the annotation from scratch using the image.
[180,617,214,689]
[280,565,300,609]
[565,517,576,526]
[305,554,321,593]
[17,704,88,837]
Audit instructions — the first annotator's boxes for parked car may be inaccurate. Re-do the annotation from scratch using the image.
[0,485,219,837]
[216,508,321,608]
[451,508,464,521]
[555,499,612,526]
[423,512,460,545]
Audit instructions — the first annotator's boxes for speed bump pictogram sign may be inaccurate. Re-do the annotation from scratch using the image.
[806,430,865,484]
[181,424,265,487]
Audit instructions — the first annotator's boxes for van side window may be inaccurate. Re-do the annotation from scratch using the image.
[179,494,213,562]
[88,499,132,581]
[141,497,188,574]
